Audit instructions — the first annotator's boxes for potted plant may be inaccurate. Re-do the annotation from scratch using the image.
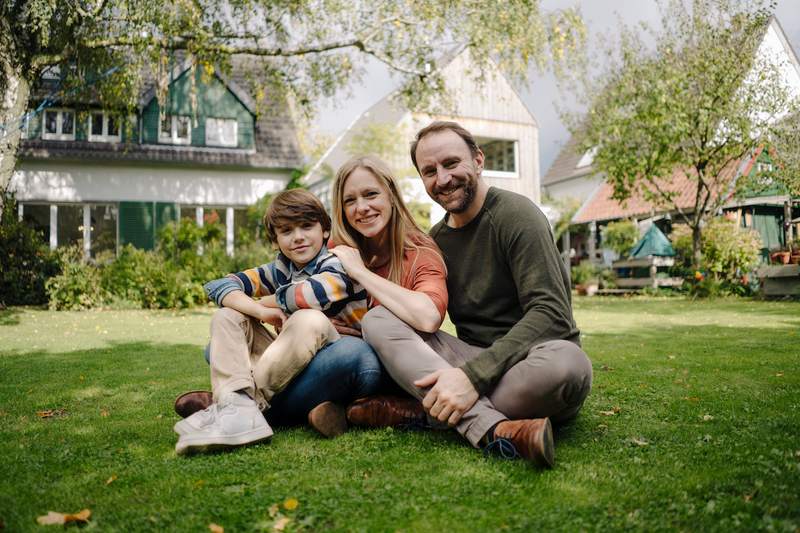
[571,260,600,296]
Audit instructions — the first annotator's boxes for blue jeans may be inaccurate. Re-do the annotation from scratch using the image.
[205,335,384,426]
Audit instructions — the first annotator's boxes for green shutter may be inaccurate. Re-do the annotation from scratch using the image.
[119,202,155,249]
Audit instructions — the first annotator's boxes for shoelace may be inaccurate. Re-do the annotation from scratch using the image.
[483,437,520,460]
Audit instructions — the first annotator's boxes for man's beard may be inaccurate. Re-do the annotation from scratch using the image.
[434,175,477,214]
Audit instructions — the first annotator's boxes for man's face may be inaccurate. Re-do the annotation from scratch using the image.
[414,130,483,214]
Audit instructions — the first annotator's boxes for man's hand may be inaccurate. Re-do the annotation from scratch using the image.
[330,317,361,337]
[414,368,479,426]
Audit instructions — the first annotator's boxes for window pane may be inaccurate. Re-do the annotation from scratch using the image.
[107,115,119,136]
[61,111,74,134]
[91,113,104,136]
[22,204,50,243]
[203,208,226,246]
[206,118,220,144]
[90,204,117,257]
[176,116,190,140]
[57,204,83,247]
[481,140,516,173]
[180,207,198,223]
[160,115,170,138]
[221,119,237,146]
[234,208,252,247]
[45,111,58,134]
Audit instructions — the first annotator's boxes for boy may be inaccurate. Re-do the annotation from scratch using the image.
[174,189,368,455]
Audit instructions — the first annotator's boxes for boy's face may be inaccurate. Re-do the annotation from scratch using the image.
[274,220,328,269]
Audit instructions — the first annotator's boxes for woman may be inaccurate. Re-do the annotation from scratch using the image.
[328,154,448,356]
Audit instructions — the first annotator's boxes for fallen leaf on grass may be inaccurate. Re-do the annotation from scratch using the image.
[599,407,621,416]
[283,498,299,511]
[208,523,224,533]
[683,396,701,402]
[36,409,67,419]
[100,409,109,417]
[36,509,91,526]
[702,414,714,422]
[268,504,279,518]
[629,437,649,447]
[273,517,291,531]
[775,372,784,377]
[106,475,117,485]
[600,365,614,371]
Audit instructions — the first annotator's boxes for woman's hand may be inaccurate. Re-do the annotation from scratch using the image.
[330,317,362,337]
[329,246,369,278]
[255,303,287,330]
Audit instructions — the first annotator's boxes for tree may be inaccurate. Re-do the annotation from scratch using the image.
[768,112,800,195]
[1,0,586,190]
[572,0,799,266]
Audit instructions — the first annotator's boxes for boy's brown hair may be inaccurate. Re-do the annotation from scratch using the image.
[263,189,331,244]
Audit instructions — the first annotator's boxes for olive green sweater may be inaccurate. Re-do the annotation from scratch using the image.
[430,187,580,395]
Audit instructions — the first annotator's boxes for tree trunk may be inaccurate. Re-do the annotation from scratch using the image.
[691,223,702,269]
[0,60,30,194]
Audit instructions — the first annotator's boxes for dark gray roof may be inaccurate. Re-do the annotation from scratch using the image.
[21,58,302,170]
[541,134,596,186]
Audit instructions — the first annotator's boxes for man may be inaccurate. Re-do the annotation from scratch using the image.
[351,121,592,468]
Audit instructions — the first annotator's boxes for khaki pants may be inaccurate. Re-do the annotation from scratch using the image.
[208,307,340,410]
[362,306,593,448]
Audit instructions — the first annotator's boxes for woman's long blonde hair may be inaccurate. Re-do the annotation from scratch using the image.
[331,155,441,285]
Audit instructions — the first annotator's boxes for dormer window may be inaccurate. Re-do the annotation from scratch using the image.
[159,114,191,145]
[205,117,238,147]
[89,111,121,142]
[577,147,598,168]
[42,109,75,141]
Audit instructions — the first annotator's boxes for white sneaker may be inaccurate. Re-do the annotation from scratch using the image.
[174,392,273,455]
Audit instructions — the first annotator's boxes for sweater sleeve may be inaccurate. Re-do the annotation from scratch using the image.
[204,263,277,307]
[459,198,578,395]
[274,257,360,315]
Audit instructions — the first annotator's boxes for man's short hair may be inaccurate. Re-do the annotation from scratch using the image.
[410,121,481,172]
[264,189,331,244]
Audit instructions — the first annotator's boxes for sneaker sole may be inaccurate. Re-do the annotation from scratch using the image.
[308,402,347,438]
[175,425,274,456]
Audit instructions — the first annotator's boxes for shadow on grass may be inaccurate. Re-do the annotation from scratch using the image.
[0,307,23,326]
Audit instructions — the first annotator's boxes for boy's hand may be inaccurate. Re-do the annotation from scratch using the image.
[256,307,286,329]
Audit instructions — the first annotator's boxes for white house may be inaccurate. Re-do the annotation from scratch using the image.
[303,48,541,225]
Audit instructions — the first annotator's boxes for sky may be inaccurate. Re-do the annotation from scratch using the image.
[315,0,800,178]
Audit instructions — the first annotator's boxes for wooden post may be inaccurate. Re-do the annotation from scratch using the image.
[785,201,794,251]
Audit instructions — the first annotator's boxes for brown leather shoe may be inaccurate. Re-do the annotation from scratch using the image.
[174,390,213,419]
[307,401,347,438]
[346,395,427,428]
[489,418,555,468]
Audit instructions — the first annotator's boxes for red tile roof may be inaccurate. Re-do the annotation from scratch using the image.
[572,156,755,224]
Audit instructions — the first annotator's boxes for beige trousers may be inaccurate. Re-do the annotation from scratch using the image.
[362,306,593,448]
[208,307,340,410]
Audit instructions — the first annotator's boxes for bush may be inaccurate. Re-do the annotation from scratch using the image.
[46,246,107,310]
[0,192,60,306]
[601,219,639,258]
[672,218,762,297]
[571,260,599,286]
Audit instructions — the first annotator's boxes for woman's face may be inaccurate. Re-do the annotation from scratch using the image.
[341,167,393,241]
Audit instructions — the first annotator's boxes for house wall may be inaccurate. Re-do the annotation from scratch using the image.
[141,70,256,149]
[11,161,288,205]
[543,173,605,204]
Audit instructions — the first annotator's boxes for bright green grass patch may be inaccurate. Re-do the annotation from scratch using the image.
[0,298,798,531]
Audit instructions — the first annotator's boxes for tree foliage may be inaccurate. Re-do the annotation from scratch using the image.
[601,219,639,258]
[572,0,799,265]
[1,0,586,187]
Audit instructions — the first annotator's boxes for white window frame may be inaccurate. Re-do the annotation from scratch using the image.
[42,108,76,141]
[205,117,238,147]
[480,138,519,179]
[159,114,192,145]
[88,111,122,143]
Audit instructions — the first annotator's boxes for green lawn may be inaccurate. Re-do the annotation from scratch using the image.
[1,298,798,532]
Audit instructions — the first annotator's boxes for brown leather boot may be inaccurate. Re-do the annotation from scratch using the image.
[488,418,555,469]
[174,390,213,419]
[346,395,427,428]
[308,401,347,438]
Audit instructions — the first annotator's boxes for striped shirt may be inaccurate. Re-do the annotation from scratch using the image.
[204,246,368,329]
